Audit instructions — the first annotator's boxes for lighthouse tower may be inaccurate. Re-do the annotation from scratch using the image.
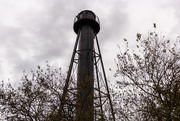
[60,10,115,121]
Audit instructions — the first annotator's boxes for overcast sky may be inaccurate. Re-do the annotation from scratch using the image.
[0,0,180,85]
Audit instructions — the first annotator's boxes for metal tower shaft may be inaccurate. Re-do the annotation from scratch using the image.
[60,10,115,121]
[76,24,95,120]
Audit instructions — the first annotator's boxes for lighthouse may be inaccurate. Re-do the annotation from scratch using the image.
[60,10,115,121]
[74,10,100,120]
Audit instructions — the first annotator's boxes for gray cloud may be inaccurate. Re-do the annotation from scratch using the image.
[1,0,178,84]
[0,0,128,83]
[99,2,128,41]
[158,0,180,39]
[171,0,180,37]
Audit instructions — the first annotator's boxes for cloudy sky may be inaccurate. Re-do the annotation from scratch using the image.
[0,0,180,85]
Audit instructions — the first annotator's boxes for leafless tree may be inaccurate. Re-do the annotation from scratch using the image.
[114,32,180,120]
[0,64,75,121]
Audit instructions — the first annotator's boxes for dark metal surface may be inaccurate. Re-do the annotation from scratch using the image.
[61,10,116,121]
[95,36,116,121]
[73,10,100,34]
[76,23,95,121]
[59,30,81,119]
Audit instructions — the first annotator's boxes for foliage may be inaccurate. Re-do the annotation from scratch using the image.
[0,63,113,121]
[1,29,180,121]
[114,32,180,120]
[0,64,70,121]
